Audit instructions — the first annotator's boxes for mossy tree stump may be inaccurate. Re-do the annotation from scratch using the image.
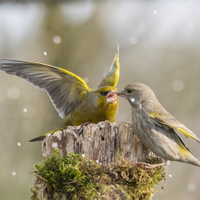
[32,121,165,200]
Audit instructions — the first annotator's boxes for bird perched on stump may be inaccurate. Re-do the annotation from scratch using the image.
[117,82,200,168]
[0,47,120,142]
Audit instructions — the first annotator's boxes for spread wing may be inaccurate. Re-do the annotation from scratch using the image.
[98,45,120,88]
[0,59,91,119]
[149,112,200,143]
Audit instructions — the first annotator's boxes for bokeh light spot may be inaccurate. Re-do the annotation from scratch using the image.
[17,142,21,146]
[153,10,157,14]
[7,86,21,99]
[53,35,61,44]
[188,183,196,191]
[12,172,16,176]
[130,36,138,45]
[172,80,184,92]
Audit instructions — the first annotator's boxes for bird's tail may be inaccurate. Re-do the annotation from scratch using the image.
[29,118,72,142]
[185,154,200,168]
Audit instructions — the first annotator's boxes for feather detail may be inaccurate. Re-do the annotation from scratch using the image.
[98,45,120,88]
[0,59,91,119]
[149,112,200,143]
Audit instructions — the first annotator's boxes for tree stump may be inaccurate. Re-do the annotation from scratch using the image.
[42,121,154,163]
[32,121,165,200]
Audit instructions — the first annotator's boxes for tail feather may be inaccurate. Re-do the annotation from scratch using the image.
[187,155,200,167]
[29,119,71,142]
[29,135,46,142]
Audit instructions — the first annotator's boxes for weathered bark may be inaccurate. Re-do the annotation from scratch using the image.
[42,120,154,164]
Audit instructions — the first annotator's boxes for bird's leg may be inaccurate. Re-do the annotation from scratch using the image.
[81,122,91,126]
[145,163,165,168]
[77,122,91,135]
[145,160,170,169]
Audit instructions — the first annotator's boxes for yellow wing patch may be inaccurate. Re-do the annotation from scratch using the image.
[176,127,200,143]
[149,112,200,143]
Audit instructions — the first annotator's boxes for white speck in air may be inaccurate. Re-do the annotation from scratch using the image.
[153,10,157,14]
[23,105,35,118]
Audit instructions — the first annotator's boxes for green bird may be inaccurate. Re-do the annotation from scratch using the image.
[0,48,120,142]
[117,82,200,168]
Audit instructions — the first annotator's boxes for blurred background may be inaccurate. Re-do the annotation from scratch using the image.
[0,1,200,199]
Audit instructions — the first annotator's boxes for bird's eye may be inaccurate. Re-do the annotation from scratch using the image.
[100,91,109,96]
[126,89,132,94]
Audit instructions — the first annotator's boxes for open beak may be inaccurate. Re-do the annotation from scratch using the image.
[116,90,126,98]
[106,90,117,103]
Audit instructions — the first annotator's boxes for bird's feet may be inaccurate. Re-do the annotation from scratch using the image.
[77,122,90,135]
[145,160,170,168]
[145,163,165,168]
[81,122,91,127]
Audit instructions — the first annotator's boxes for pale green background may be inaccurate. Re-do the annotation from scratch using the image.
[0,1,200,199]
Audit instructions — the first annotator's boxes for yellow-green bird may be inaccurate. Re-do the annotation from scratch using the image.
[0,48,120,142]
[117,83,200,168]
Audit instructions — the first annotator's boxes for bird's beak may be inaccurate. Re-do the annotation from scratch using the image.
[116,90,126,98]
[106,90,117,103]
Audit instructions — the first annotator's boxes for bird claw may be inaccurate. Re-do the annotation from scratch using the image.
[77,122,90,135]
[81,122,91,126]
[145,163,165,169]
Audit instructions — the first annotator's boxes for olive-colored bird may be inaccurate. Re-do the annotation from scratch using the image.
[117,82,200,167]
[0,48,120,142]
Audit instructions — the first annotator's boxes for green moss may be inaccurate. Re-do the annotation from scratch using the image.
[31,149,165,199]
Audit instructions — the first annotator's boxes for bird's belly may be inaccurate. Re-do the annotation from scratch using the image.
[70,103,117,125]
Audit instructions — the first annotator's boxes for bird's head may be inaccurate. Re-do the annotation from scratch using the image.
[88,86,118,123]
[97,86,118,103]
[91,86,118,108]
[117,83,157,107]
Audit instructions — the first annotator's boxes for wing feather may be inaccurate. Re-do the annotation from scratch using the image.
[149,112,200,143]
[0,59,91,118]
